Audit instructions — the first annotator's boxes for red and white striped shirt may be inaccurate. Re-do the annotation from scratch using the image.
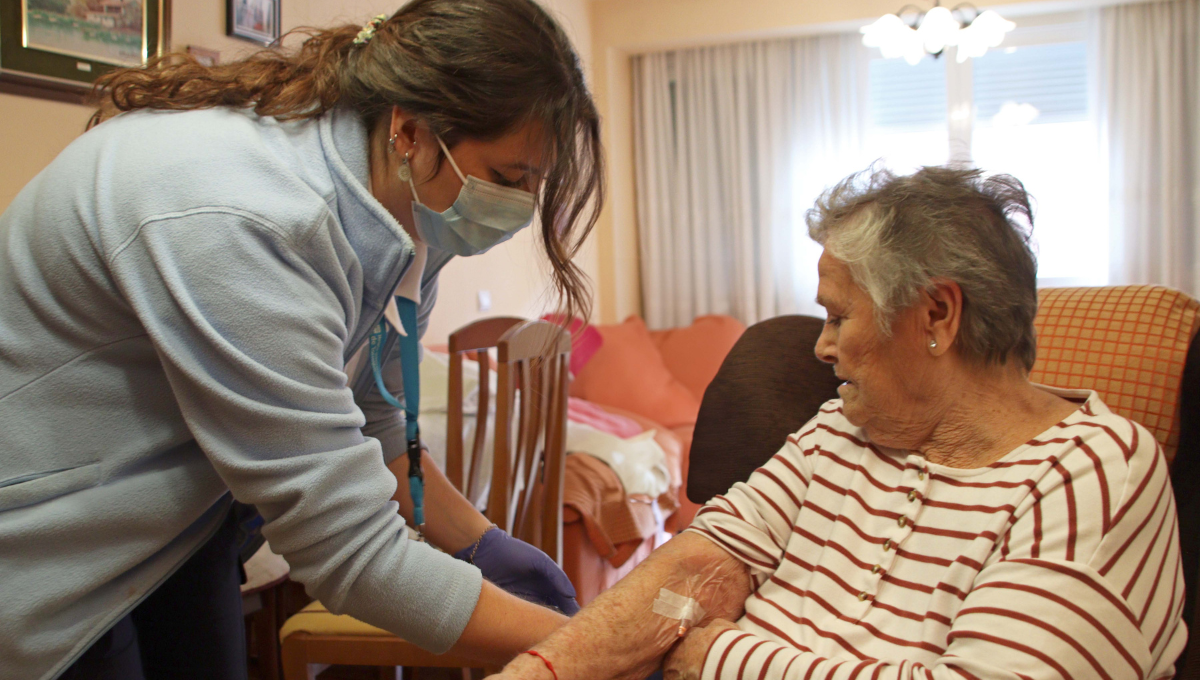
[689,387,1186,680]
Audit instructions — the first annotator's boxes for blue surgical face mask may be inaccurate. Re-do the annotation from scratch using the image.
[406,136,536,256]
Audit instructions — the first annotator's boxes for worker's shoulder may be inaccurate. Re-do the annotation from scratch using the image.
[76,108,338,245]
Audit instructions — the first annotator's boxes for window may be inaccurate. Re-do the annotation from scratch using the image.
[867,53,949,171]
[866,16,1108,286]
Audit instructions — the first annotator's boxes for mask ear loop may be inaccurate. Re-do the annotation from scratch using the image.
[434,135,469,185]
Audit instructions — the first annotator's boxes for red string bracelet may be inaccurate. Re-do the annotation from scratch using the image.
[523,650,559,680]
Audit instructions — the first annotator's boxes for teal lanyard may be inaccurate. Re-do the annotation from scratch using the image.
[368,296,425,532]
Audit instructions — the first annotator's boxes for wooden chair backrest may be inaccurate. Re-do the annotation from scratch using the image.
[446,317,523,503]
[445,318,571,565]
[491,321,571,564]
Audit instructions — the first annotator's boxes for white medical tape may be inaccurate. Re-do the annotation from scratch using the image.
[652,588,707,626]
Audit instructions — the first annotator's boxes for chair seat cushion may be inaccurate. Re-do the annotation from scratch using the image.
[279,601,392,640]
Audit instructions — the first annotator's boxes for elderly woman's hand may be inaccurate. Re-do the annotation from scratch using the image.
[663,619,740,680]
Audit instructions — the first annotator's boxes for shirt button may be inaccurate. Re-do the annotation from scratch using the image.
[883,539,893,551]
[871,564,881,574]
[858,591,869,601]
[907,489,917,502]
[918,470,926,481]
[897,516,908,528]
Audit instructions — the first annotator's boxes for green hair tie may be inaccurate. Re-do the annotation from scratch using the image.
[353,14,388,46]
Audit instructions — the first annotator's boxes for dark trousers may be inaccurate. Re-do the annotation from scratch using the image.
[60,507,248,680]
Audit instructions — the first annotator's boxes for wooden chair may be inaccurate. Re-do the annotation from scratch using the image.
[444,317,572,559]
[445,316,524,506]
[279,317,572,680]
[487,319,572,563]
[686,285,1200,678]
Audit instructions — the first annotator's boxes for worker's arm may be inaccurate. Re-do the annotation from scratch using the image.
[388,451,579,614]
[359,275,493,555]
[387,449,492,552]
[110,210,497,654]
[364,275,578,614]
[450,580,570,666]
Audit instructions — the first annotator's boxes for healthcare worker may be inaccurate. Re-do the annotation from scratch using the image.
[0,0,603,678]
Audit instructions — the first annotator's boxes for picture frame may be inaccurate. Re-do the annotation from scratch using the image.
[0,0,169,103]
[226,0,278,46]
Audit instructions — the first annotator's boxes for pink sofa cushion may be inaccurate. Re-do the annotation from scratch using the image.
[649,314,747,402]
[569,316,701,428]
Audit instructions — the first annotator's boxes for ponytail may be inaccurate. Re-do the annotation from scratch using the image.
[89,24,357,129]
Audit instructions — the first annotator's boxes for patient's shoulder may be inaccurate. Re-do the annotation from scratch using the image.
[792,398,862,441]
[787,399,905,475]
[789,398,867,452]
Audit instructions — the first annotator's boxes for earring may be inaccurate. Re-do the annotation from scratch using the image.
[398,149,412,182]
[388,133,398,154]
[929,339,938,349]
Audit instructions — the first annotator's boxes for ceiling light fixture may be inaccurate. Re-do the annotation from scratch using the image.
[861,2,1015,65]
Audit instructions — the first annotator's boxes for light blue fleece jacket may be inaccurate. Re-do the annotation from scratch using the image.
[0,106,482,680]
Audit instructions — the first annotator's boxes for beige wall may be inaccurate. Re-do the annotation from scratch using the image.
[0,0,277,211]
[584,0,1111,323]
[0,94,93,209]
[0,0,596,344]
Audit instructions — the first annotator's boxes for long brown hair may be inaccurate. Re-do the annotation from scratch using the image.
[90,0,603,323]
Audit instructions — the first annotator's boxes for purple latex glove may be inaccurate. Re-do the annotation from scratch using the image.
[454,528,580,615]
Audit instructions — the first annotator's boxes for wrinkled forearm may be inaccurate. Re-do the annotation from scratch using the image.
[506,532,753,680]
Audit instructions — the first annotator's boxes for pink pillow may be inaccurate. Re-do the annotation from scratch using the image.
[541,314,604,376]
[569,316,701,428]
[649,315,746,402]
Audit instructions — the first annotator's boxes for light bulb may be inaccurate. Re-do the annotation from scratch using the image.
[957,10,1015,61]
[861,14,923,61]
[917,6,961,55]
[903,39,927,65]
[862,14,906,50]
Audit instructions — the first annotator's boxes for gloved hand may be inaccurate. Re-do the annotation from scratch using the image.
[454,527,580,615]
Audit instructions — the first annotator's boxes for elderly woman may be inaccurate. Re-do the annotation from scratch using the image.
[490,167,1187,680]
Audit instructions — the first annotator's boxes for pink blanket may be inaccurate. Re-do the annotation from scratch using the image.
[567,398,643,439]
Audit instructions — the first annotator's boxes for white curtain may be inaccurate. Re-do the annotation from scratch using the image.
[1097,0,1200,295]
[632,35,869,329]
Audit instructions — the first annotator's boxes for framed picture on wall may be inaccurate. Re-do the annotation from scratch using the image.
[0,0,169,102]
[226,0,279,45]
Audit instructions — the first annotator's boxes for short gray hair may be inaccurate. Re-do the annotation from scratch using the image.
[807,165,1039,371]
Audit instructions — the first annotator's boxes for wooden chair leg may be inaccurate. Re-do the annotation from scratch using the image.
[280,635,317,680]
[257,587,282,680]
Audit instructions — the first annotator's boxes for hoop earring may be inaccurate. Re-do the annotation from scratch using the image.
[398,149,412,182]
